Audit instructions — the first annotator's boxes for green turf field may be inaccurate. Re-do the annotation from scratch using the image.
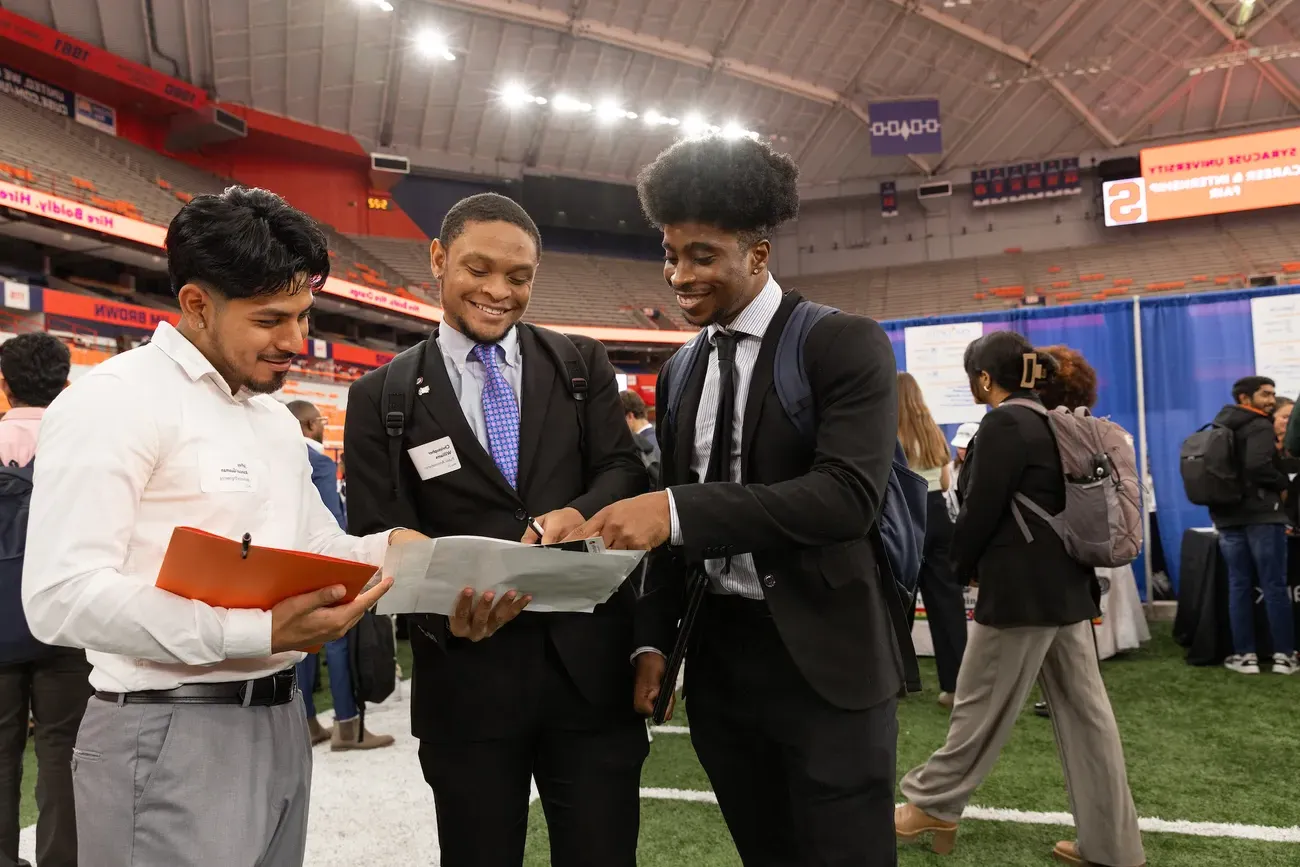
[19,628,1298,865]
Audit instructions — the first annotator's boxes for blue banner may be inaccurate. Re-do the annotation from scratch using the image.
[0,63,73,118]
[74,94,116,135]
[868,99,942,156]
[880,181,898,218]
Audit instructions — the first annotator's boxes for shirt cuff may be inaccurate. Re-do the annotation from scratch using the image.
[223,608,273,659]
[630,646,666,663]
[361,529,398,568]
[667,488,683,547]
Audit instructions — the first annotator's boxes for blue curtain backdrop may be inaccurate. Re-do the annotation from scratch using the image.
[883,301,1145,595]
[1139,285,1299,591]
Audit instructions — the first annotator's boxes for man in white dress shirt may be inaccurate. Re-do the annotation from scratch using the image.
[22,187,419,867]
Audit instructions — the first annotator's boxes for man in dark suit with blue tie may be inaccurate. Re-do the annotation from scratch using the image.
[287,399,394,751]
[343,194,650,867]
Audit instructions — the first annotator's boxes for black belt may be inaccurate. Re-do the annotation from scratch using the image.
[95,668,298,707]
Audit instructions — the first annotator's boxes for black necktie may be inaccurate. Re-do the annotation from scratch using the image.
[704,332,738,484]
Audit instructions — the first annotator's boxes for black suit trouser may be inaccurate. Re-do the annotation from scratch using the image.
[687,594,899,867]
[418,637,647,867]
[915,491,968,693]
[0,649,92,867]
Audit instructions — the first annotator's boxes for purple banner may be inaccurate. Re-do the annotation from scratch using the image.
[880,181,898,218]
[868,99,942,156]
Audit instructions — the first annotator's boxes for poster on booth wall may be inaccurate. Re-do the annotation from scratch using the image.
[1250,293,1300,401]
[903,321,987,425]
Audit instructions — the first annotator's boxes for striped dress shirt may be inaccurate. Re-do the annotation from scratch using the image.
[667,274,783,598]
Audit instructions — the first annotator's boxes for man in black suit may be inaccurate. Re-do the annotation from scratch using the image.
[344,194,650,867]
[567,136,903,866]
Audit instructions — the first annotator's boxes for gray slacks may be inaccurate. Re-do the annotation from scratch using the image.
[72,694,312,867]
[900,620,1146,867]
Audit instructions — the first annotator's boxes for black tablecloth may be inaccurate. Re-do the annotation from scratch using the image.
[1174,529,1300,665]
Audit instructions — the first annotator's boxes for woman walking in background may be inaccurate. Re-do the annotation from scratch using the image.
[895,331,1145,867]
[898,372,968,709]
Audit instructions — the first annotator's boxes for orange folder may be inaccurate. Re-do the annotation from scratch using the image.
[155,527,377,611]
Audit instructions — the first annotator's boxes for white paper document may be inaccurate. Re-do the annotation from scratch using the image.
[376,536,645,616]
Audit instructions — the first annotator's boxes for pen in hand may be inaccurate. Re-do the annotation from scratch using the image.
[527,516,546,544]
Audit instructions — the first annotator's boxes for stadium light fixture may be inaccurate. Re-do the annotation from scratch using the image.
[502,83,534,107]
[681,113,710,137]
[415,30,455,61]
[553,94,591,113]
[361,0,395,11]
[597,99,628,123]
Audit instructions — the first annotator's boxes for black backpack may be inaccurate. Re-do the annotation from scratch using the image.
[1180,423,1241,507]
[0,461,53,665]
[348,609,397,742]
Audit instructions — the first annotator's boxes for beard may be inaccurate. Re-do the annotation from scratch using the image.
[245,369,290,395]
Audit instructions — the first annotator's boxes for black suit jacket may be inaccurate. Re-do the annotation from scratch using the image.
[640,292,904,711]
[345,324,648,740]
[951,393,1099,628]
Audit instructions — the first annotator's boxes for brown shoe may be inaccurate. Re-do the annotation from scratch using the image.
[937,691,955,710]
[895,803,958,855]
[330,717,395,751]
[1053,841,1146,867]
[307,717,331,746]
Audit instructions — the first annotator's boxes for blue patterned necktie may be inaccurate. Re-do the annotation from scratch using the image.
[472,343,520,489]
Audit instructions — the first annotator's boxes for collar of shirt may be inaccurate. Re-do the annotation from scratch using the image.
[438,319,522,371]
[150,321,252,401]
[304,437,325,454]
[707,274,782,345]
[0,407,43,422]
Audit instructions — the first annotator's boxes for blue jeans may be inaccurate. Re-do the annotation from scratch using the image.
[296,635,357,721]
[1218,525,1295,657]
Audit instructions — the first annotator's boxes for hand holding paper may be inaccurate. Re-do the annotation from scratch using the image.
[447,587,532,641]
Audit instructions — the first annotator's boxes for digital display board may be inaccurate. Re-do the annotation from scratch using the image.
[1103,127,1300,226]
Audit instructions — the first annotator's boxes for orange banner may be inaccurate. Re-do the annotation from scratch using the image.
[42,288,179,330]
[1104,127,1300,225]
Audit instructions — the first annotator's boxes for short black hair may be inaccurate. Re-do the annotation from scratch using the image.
[284,399,320,424]
[0,333,71,407]
[636,135,800,247]
[439,193,541,258]
[620,390,647,419]
[1232,375,1275,403]
[165,186,329,300]
[965,330,1059,394]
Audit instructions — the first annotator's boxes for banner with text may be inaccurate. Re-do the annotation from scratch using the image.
[868,99,942,156]
[903,321,986,425]
[1251,293,1300,400]
[0,62,72,118]
[75,94,116,135]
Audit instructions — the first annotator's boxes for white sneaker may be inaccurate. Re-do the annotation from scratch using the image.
[1271,653,1299,675]
[1224,653,1260,674]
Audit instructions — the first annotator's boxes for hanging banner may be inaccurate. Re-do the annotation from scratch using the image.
[0,63,73,118]
[904,321,987,425]
[74,94,117,135]
[971,169,990,207]
[868,99,942,156]
[41,288,178,331]
[880,181,898,218]
[1007,164,1026,201]
[0,180,168,246]
[1025,161,1045,198]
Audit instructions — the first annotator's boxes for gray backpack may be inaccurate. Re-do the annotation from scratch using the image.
[1002,400,1143,568]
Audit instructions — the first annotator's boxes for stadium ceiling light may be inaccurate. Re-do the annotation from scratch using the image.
[501,83,534,106]
[553,94,591,112]
[597,99,628,123]
[681,113,710,136]
[415,30,454,61]
[361,0,394,11]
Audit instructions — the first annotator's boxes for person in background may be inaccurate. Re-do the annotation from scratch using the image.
[1210,376,1296,675]
[621,389,661,488]
[896,331,1145,867]
[286,400,394,751]
[22,187,420,867]
[0,333,90,867]
[898,372,967,709]
[1273,396,1293,450]
[946,422,980,521]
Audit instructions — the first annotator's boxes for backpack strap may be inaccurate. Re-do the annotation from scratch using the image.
[527,326,591,464]
[659,329,711,446]
[380,342,427,499]
[773,298,839,443]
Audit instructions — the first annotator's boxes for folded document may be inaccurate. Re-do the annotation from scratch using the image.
[376,536,645,616]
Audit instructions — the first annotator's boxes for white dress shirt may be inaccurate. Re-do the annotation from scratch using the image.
[436,320,524,455]
[23,322,391,693]
[667,274,783,599]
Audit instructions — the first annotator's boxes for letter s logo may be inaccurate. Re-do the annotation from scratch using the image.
[1103,179,1147,226]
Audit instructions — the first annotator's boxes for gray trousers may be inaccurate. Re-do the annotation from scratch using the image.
[72,693,312,867]
[900,621,1145,867]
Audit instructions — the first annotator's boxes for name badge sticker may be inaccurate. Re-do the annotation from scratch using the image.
[199,449,259,493]
[409,436,462,481]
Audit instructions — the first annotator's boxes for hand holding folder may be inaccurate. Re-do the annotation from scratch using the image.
[155,527,391,653]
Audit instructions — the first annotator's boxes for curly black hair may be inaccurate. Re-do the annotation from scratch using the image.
[165,186,330,299]
[636,135,800,246]
[0,333,71,408]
